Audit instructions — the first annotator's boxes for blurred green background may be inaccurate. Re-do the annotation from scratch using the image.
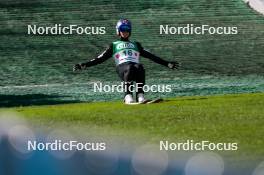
[0,0,264,105]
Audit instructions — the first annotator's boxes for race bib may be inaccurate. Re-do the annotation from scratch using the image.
[113,49,140,65]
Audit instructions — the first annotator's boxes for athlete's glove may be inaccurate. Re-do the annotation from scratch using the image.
[73,63,85,72]
[167,61,179,69]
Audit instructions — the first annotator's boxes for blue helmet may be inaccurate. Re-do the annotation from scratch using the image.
[116,19,132,35]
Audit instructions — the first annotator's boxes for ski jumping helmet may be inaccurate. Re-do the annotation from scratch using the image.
[116,19,131,35]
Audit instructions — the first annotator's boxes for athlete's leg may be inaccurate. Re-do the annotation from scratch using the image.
[133,64,146,102]
[117,63,135,101]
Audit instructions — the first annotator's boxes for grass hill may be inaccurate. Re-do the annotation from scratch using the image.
[0,0,263,103]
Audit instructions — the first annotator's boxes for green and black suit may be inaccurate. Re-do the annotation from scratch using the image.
[81,37,171,96]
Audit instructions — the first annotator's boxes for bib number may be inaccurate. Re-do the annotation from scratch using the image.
[122,50,133,56]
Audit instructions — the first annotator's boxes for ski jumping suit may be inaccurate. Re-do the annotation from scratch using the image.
[81,38,170,97]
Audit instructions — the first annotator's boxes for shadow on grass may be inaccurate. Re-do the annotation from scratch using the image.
[0,94,81,108]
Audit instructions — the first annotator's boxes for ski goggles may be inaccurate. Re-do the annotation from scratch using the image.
[119,25,131,32]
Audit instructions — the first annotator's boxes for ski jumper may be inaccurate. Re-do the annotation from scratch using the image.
[81,37,170,96]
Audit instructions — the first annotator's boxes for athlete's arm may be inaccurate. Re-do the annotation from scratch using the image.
[136,42,179,69]
[73,44,113,71]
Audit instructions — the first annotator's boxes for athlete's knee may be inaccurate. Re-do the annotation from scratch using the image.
[123,64,135,81]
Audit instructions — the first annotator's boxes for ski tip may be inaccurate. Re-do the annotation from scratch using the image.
[147,98,163,104]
